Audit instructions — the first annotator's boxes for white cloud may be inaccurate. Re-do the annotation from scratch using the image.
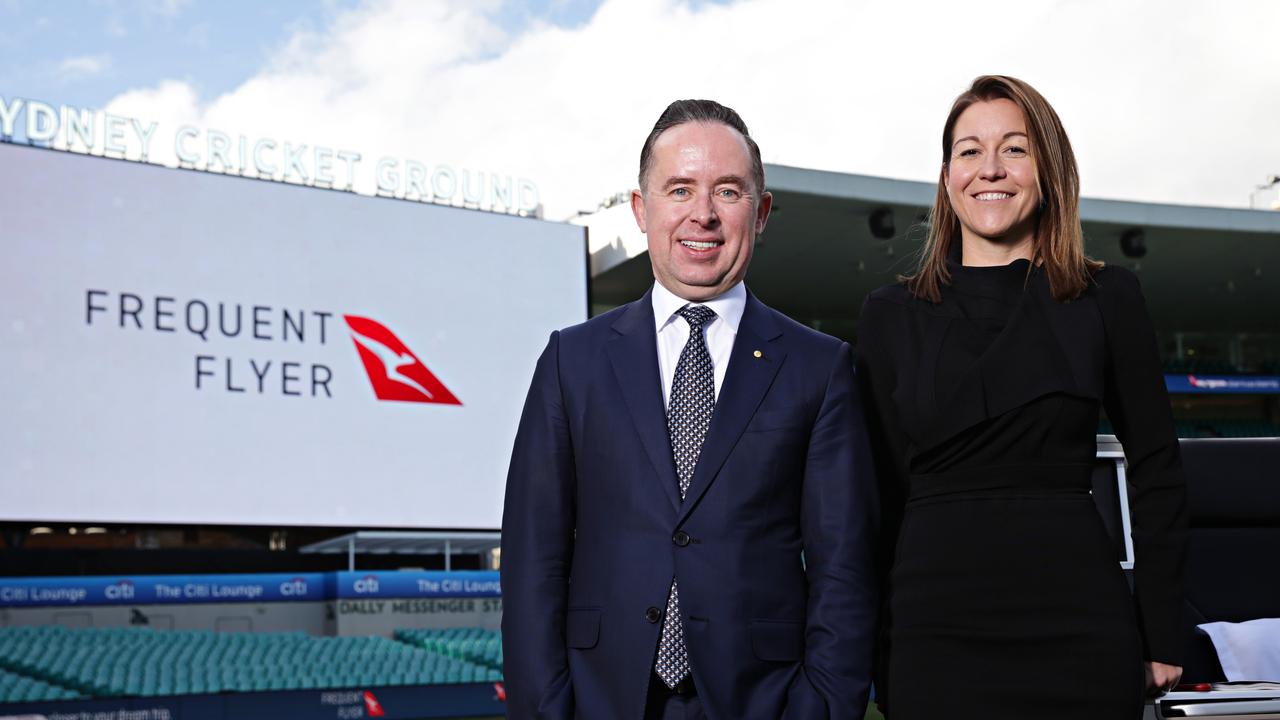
[106,79,201,130]
[100,0,1280,218]
[57,54,112,82]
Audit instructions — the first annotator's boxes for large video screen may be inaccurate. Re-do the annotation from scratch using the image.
[0,143,587,529]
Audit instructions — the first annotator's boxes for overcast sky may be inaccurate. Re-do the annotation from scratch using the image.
[5,0,1280,219]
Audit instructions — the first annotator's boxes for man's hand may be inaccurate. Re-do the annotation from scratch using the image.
[1146,661,1183,694]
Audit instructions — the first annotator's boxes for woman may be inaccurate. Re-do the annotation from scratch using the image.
[857,75,1188,718]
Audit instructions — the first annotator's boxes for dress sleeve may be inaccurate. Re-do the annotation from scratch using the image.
[854,298,910,584]
[1098,268,1189,665]
[854,296,911,701]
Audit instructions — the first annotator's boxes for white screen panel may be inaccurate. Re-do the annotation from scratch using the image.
[0,144,587,529]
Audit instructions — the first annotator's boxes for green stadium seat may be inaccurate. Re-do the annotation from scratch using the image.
[0,624,508,699]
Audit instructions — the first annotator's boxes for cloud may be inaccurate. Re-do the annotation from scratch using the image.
[57,54,112,82]
[99,0,1280,219]
[106,79,201,129]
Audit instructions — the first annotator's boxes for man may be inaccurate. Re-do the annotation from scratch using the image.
[501,100,878,719]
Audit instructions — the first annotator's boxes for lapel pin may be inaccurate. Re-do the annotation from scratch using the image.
[753,350,763,358]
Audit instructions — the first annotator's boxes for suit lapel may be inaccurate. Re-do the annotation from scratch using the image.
[678,293,785,526]
[606,290,681,512]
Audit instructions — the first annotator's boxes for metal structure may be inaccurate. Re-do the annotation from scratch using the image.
[299,531,501,572]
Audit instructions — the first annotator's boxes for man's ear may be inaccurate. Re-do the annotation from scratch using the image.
[630,189,647,234]
[755,191,773,234]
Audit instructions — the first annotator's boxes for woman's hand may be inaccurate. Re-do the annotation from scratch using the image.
[1146,661,1184,694]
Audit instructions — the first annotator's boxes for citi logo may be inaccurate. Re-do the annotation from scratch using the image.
[279,577,308,596]
[344,315,461,405]
[353,575,380,594]
[105,580,135,600]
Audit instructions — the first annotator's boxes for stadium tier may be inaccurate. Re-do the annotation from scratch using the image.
[0,665,83,703]
[1163,358,1245,375]
[1100,418,1280,438]
[0,626,502,701]
[395,628,503,673]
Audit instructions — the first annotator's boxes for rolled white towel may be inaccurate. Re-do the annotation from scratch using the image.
[1199,618,1280,682]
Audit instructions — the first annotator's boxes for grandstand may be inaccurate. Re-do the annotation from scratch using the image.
[1100,418,1280,439]
[396,628,503,677]
[0,569,508,718]
[0,626,502,702]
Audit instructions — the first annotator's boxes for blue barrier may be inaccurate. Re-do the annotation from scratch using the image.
[0,571,501,609]
[0,683,505,719]
[334,571,500,600]
[1166,374,1280,394]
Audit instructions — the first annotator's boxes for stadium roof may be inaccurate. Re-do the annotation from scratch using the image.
[586,164,1280,340]
[299,531,501,571]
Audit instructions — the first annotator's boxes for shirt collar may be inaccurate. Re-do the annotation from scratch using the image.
[651,281,747,334]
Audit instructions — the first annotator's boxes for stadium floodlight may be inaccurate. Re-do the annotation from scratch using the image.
[1120,228,1147,258]
[868,207,895,240]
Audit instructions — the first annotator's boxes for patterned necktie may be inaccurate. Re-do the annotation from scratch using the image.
[654,304,716,689]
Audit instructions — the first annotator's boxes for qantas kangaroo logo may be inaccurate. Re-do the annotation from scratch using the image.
[363,690,386,717]
[344,315,461,405]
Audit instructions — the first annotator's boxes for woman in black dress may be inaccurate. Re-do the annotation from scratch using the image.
[857,75,1188,718]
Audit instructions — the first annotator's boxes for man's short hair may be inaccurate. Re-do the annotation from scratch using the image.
[638,99,765,197]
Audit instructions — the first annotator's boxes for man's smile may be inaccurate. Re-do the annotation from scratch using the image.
[679,238,723,251]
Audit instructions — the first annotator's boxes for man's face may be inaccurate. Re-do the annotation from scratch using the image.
[631,121,771,302]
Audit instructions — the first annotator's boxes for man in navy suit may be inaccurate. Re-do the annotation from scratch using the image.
[501,99,878,719]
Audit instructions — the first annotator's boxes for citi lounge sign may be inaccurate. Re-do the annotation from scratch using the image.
[84,289,461,405]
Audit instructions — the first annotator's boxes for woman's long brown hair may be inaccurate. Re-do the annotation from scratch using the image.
[905,75,1102,303]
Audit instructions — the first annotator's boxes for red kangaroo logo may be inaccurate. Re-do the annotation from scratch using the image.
[344,315,461,405]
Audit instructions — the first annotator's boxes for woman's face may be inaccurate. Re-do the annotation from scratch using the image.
[945,98,1041,251]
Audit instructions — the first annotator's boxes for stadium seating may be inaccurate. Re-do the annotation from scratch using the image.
[0,626,502,700]
[0,665,81,703]
[1164,357,1240,375]
[394,627,502,672]
[1099,419,1280,439]
[1174,420,1280,439]
[1163,358,1245,374]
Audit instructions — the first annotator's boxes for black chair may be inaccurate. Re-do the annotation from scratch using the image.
[1176,438,1280,682]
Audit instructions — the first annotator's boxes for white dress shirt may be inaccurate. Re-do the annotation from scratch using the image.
[651,281,747,409]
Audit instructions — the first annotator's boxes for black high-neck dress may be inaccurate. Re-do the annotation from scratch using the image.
[856,257,1188,719]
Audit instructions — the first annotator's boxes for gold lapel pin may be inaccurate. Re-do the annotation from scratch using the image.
[753,350,763,358]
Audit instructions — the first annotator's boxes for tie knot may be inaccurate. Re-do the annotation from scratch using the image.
[677,304,716,330]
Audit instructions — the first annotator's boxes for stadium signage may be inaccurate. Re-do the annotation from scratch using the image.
[84,289,461,404]
[1166,374,1280,394]
[0,685,504,719]
[0,571,502,608]
[0,94,540,215]
[333,571,501,599]
[2,138,587,530]
[0,573,327,607]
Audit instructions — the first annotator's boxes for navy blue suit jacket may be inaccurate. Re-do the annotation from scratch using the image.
[501,288,878,719]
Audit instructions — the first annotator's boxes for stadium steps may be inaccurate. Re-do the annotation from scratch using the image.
[0,665,82,703]
[393,627,503,674]
[0,626,499,699]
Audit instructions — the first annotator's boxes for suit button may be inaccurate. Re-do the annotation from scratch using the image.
[672,531,691,547]
[645,607,662,623]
